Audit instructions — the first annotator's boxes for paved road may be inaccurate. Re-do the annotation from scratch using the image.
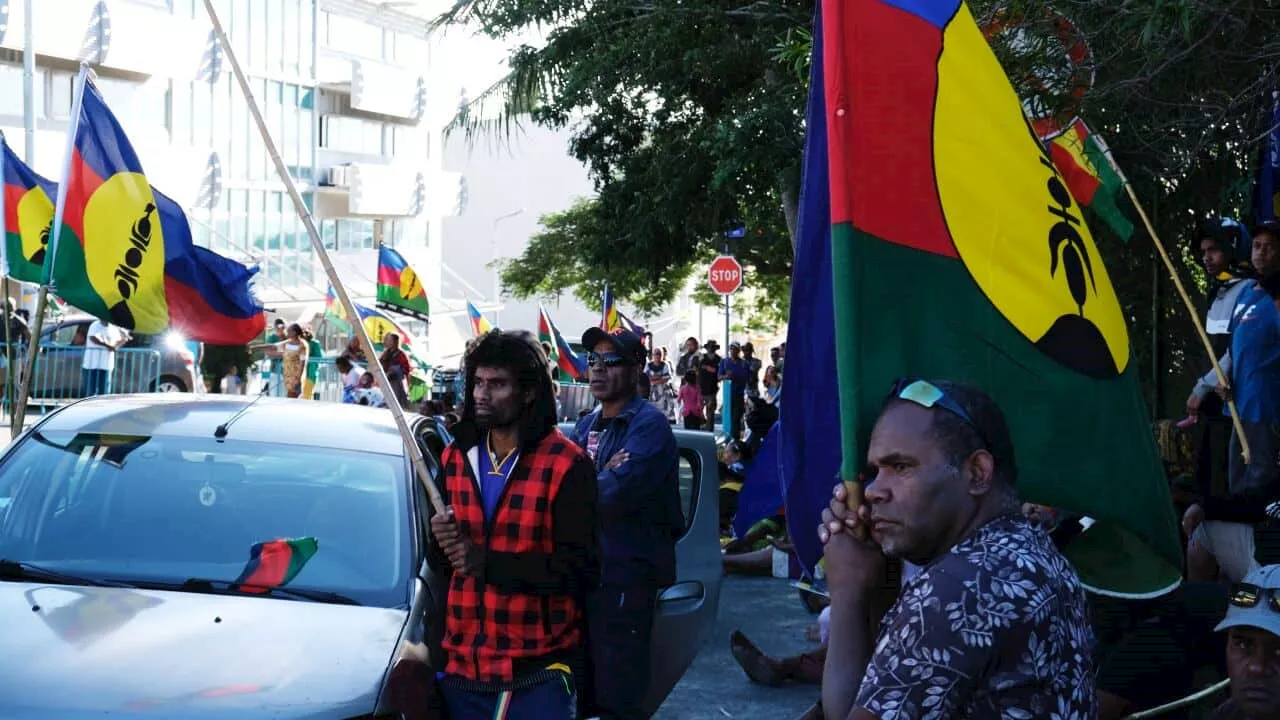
[654,575,819,720]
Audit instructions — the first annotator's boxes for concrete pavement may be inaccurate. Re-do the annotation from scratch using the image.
[654,575,820,719]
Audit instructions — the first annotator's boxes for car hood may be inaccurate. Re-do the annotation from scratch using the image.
[0,581,410,718]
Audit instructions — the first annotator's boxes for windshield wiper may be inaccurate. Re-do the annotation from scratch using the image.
[0,559,133,588]
[171,577,362,606]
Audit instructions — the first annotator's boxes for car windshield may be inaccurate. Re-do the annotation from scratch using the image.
[0,431,411,608]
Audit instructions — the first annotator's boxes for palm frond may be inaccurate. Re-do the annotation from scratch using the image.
[429,0,497,34]
[443,50,552,148]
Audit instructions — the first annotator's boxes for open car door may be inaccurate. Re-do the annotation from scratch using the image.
[642,428,722,714]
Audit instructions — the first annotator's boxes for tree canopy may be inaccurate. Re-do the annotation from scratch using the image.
[441,0,1280,409]
[440,0,809,328]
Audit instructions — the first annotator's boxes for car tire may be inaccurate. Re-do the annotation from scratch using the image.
[153,375,188,393]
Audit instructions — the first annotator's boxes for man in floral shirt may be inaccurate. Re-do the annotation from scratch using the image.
[817,379,1096,720]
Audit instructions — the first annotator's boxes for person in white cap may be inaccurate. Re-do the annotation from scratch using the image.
[1212,564,1280,720]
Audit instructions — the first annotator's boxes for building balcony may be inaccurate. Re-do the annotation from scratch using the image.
[317,54,425,122]
[315,162,425,218]
[0,0,208,79]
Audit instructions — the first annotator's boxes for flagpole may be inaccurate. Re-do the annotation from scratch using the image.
[201,0,446,513]
[0,139,12,428]
[12,64,92,436]
[1094,136,1251,464]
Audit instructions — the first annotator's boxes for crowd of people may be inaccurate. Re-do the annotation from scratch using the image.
[245,316,416,408]
[254,238,1280,720]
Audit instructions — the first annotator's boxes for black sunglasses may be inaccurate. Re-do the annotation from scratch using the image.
[587,351,631,368]
[1230,583,1280,613]
[888,377,988,449]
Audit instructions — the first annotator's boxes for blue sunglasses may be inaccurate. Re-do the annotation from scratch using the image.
[889,377,988,448]
[587,351,631,368]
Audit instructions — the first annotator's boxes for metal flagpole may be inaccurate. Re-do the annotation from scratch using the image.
[0,140,12,430]
[201,0,446,513]
[12,64,92,435]
[8,0,35,434]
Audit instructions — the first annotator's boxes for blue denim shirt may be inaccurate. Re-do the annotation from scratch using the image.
[571,394,682,586]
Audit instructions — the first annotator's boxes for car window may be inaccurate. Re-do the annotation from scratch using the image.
[0,432,411,608]
[677,448,700,536]
[46,323,86,347]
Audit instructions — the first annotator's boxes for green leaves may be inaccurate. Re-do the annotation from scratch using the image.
[445,0,1280,389]
[437,0,811,328]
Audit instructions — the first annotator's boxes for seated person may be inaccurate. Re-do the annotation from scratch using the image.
[719,440,749,534]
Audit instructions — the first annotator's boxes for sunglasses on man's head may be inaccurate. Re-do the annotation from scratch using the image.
[587,351,631,368]
[888,377,988,448]
[1230,583,1280,613]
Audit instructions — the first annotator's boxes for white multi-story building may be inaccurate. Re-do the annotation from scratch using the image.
[0,0,458,354]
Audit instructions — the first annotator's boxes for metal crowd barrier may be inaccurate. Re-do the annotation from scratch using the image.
[558,381,597,421]
[247,357,345,403]
[0,345,163,419]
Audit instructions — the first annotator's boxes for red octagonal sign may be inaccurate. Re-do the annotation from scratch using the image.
[708,255,744,295]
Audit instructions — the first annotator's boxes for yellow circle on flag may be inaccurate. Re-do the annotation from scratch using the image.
[932,6,1129,379]
[399,267,421,300]
[17,187,53,265]
[83,173,169,333]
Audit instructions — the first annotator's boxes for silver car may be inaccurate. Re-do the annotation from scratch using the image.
[30,315,201,398]
[0,395,722,718]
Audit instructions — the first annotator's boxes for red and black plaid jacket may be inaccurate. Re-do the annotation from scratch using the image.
[435,427,600,685]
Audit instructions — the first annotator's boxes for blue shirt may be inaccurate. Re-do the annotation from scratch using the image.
[718,357,750,396]
[1230,284,1280,424]
[476,434,519,521]
[570,395,682,586]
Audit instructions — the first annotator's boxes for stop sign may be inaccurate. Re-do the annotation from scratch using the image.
[708,255,744,295]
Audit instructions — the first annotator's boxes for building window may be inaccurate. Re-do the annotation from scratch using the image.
[211,76,231,165]
[332,218,374,252]
[0,63,17,102]
[321,219,337,250]
[282,0,300,76]
[45,70,74,120]
[299,1,315,77]
[168,79,193,146]
[325,13,383,60]
[396,33,428,67]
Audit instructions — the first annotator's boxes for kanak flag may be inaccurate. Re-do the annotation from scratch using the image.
[780,0,1181,598]
[49,75,264,344]
[538,304,586,379]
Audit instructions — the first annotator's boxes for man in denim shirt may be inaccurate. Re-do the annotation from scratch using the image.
[571,326,683,719]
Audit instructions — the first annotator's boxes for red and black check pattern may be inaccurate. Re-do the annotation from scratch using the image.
[442,428,586,683]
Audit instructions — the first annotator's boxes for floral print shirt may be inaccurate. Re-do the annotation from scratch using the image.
[855,513,1097,719]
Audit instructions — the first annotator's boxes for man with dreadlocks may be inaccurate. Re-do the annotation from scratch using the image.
[429,329,601,718]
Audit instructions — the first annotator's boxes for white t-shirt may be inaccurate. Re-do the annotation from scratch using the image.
[221,374,243,395]
[82,320,126,371]
[343,366,363,388]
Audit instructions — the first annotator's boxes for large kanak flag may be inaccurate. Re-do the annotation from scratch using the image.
[49,75,264,344]
[780,0,1183,598]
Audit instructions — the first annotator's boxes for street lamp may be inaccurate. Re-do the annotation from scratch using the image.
[491,208,524,326]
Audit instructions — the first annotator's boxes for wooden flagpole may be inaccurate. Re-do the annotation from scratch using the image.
[1092,134,1251,464]
[201,0,446,514]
